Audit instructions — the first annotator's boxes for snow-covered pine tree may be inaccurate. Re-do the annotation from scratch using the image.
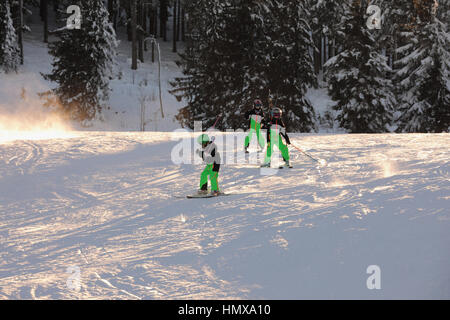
[172,0,234,129]
[307,0,346,72]
[0,1,20,73]
[239,1,272,111]
[266,0,317,132]
[368,0,413,67]
[384,0,419,63]
[172,0,274,130]
[396,12,450,132]
[41,0,118,122]
[324,0,396,133]
[172,0,318,131]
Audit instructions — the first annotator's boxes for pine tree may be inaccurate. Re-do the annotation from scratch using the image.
[171,0,233,129]
[396,14,450,132]
[41,0,118,122]
[307,0,346,72]
[231,0,269,122]
[324,0,396,133]
[369,0,414,66]
[265,1,317,132]
[0,1,20,73]
[380,0,418,130]
[172,0,271,130]
[172,0,318,131]
[384,0,418,60]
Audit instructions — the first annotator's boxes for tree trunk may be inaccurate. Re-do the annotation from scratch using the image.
[149,3,155,35]
[40,0,44,20]
[154,7,158,37]
[127,23,132,41]
[131,0,138,70]
[177,0,181,41]
[108,0,118,30]
[160,0,168,41]
[127,0,132,41]
[43,0,48,43]
[152,4,157,62]
[143,1,148,51]
[163,14,167,42]
[138,0,144,62]
[172,0,177,52]
[159,2,164,38]
[313,34,321,74]
[181,4,185,41]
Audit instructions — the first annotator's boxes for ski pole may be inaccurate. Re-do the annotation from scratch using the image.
[290,143,321,163]
[268,90,273,108]
[211,113,222,129]
[201,114,221,144]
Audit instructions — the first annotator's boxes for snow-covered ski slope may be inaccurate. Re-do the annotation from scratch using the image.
[0,132,449,299]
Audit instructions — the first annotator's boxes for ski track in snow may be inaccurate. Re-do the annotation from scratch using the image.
[0,133,449,299]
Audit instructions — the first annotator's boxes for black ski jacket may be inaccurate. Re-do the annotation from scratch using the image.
[197,142,221,172]
[244,107,265,126]
[263,118,291,145]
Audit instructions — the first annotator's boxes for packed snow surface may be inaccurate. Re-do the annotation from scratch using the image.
[0,132,449,299]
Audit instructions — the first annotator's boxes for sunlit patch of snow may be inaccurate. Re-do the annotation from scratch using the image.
[379,160,398,178]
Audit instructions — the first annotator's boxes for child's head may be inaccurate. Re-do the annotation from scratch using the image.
[270,107,282,119]
[254,99,262,109]
[197,134,210,147]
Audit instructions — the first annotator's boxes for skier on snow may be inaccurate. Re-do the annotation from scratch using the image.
[261,107,292,168]
[244,99,266,153]
[196,134,221,196]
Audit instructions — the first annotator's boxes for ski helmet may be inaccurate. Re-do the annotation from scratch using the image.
[197,133,210,145]
[254,99,263,108]
[271,107,282,119]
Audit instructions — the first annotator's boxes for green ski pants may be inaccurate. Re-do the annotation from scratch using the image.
[264,130,290,164]
[200,164,219,192]
[244,119,265,149]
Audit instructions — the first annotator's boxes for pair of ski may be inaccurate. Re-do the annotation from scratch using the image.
[186,192,231,199]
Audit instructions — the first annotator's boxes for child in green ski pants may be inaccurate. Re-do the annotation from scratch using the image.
[244,99,265,153]
[196,134,221,195]
[261,107,292,168]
